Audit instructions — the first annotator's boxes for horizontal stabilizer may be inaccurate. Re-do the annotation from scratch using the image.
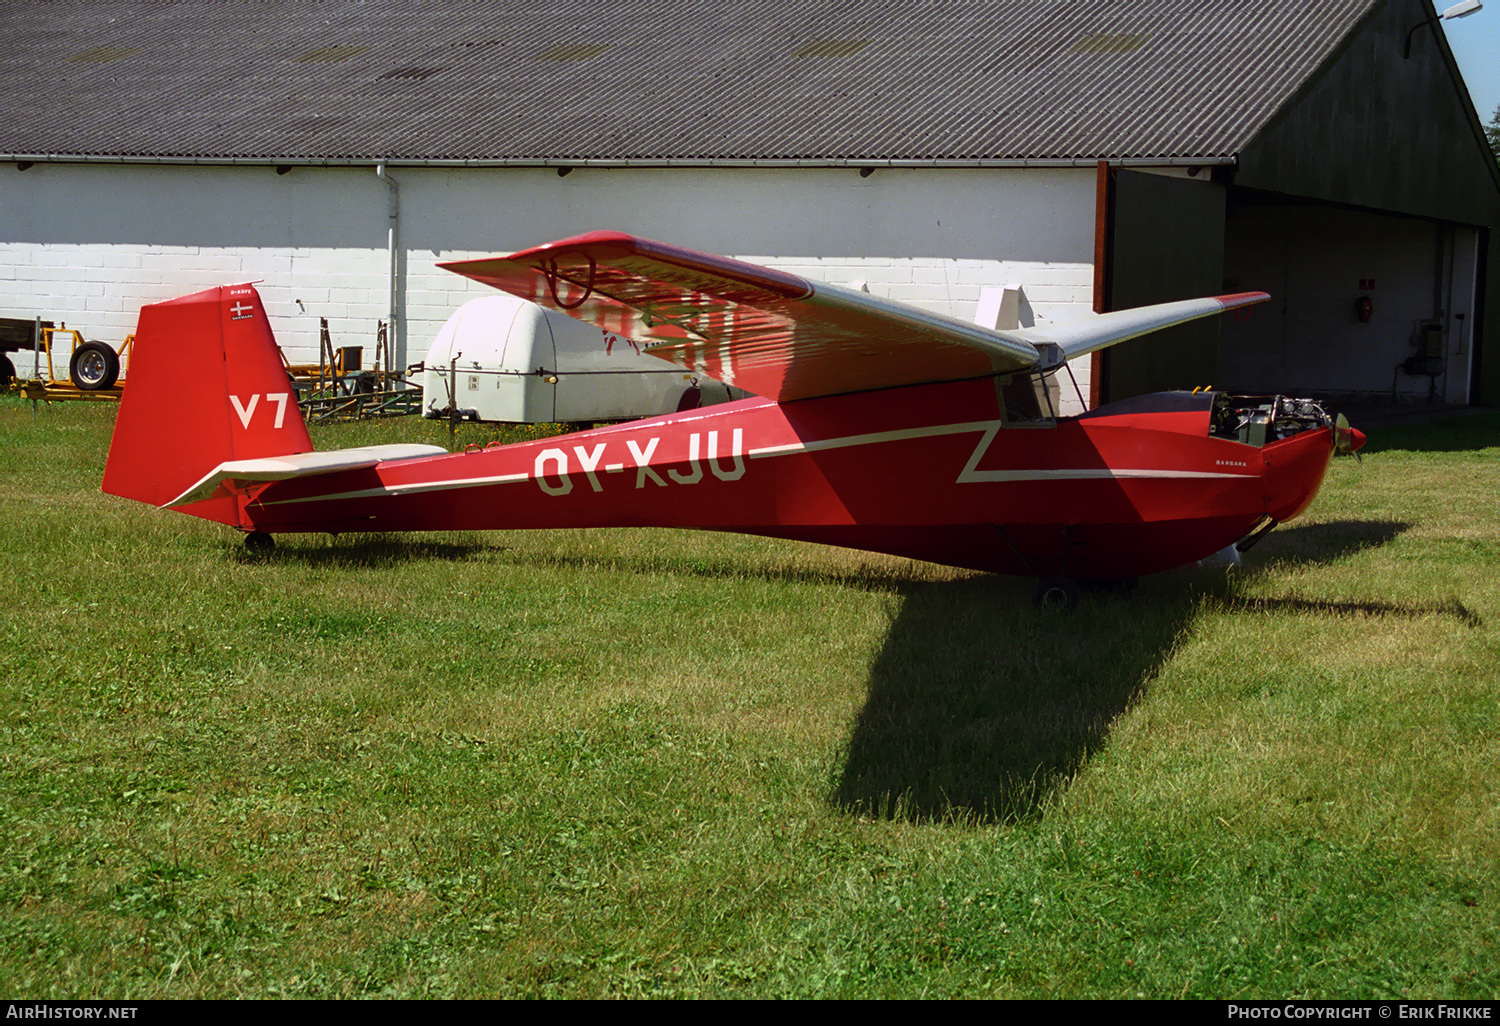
[167,443,447,508]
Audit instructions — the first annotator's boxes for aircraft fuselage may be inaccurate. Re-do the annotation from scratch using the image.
[214,377,1333,580]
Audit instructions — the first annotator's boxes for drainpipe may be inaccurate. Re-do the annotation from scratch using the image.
[375,162,403,370]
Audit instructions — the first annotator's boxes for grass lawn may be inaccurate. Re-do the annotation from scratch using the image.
[1,396,1496,998]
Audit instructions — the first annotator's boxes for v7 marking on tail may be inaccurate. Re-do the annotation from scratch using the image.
[230,393,291,430]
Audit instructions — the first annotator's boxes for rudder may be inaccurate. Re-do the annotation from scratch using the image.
[102,284,313,525]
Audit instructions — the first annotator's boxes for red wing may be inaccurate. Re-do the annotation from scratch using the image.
[439,231,1041,402]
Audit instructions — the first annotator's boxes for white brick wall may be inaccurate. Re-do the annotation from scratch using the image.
[1,162,1096,407]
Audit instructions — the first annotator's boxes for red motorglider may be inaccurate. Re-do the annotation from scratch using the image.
[102,232,1364,607]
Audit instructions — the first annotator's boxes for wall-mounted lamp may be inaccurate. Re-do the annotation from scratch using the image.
[1404,0,1482,59]
[556,166,573,177]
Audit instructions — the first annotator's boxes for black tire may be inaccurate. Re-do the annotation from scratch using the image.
[1032,576,1080,611]
[70,341,119,390]
[244,532,275,554]
[0,354,15,388]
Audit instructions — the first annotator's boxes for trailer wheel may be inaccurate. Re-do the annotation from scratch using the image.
[0,354,15,388]
[70,341,119,390]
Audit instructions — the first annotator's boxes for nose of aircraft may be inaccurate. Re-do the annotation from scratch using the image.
[1334,413,1367,455]
[1264,426,1336,523]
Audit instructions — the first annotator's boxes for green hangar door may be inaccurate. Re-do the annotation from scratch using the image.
[1097,168,1229,404]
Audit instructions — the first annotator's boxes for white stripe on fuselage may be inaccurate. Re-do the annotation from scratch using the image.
[256,471,531,507]
[751,421,1247,483]
[252,419,1249,506]
[746,420,997,457]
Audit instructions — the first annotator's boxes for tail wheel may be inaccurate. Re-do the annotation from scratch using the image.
[70,341,120,390]
[245,532,275,554]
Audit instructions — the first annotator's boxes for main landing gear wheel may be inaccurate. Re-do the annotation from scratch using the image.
[1032,576,1080,611]
[244,532,275,554]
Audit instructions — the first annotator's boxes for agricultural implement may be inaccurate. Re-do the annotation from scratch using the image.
[2,312,419,422]
[286,318,422,423]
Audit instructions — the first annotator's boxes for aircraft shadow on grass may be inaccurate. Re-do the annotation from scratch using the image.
[1243,518,1409,569]
[1232,518,1480,624]
[241,535,945,593]
[831,517,1427,825]
[231,536,491,568]
[234,518,1455,825]
[831,574,1189,825]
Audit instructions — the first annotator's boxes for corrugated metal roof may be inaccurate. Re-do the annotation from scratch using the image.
[0,0,1381,164]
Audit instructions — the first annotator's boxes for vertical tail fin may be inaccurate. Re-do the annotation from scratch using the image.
[102,284,313,525]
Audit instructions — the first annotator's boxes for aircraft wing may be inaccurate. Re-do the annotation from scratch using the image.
[1012,293,1269,365]
[440,232,1266,403]
[440,232,1040,401]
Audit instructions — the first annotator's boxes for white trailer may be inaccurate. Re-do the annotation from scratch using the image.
[421,295,745,424]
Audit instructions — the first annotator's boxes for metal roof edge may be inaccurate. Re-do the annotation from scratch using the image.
[2,154,1238,170]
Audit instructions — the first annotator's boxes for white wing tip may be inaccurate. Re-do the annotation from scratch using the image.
[1215,292,1271,310]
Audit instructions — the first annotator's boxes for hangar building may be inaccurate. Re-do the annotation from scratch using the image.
[1,0,1496,411]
